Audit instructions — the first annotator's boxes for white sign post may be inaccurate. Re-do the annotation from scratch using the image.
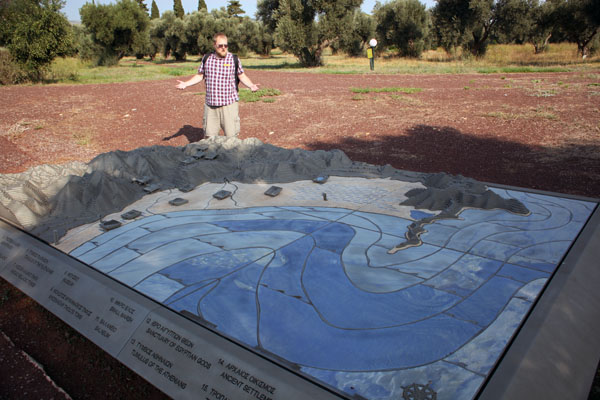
[367,38,378,71]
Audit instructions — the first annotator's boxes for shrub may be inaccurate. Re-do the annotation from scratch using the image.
[0,48,28,85]
[47,57,81,82]
[2,0,74,80]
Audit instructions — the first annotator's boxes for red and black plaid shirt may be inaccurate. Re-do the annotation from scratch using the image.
[198,53,243,107]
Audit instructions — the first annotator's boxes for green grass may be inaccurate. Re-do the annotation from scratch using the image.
[238,87,281,103]
[186,87,281,102]
[40,43,600,86]
[47,57,199,84]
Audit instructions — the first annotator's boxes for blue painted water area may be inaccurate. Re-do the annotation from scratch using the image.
[70,192,596,400]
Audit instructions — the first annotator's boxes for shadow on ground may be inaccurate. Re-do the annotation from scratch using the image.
[163,125,205,142]
[305,124,600,199]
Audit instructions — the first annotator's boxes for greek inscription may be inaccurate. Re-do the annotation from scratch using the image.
[108,306,133,323]
[133,343,185,389]
[24,249,53,274]
[209,388,230,400]
[151,320,181,341]
[48,294,83,320]
[2,236,20,249]
[50,288,92,317]
[10,263,37,287]
[114,299,136,314]
[226,363,250,380]
[152,350,173,369]
[63,272,79,286]
[223,363,276,395]
[94,325,111,338]
[136,341,153,355]
[99,318,117,333]
[66,272,79,281]
[249,375,276,395]
[10,268,35,287]
[149,320,193,347]
[221,363,275,399]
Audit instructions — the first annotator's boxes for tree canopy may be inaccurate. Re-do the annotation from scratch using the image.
[151,0,159,19]
[554,0,600,56]
[274,0,361,66]
[135,0,148,14]
[432,0,499,57]
[1,0,73,79]
[173,0,184,18]
[3,0,599,81]
[227,0,244,18]
[374,0,430,57]
[80,0,149,65]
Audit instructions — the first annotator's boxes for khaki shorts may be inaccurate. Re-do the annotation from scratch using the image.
[203,102,240,138]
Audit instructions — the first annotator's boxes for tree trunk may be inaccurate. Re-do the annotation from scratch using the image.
[533,33,551,54]
[299,46,323,67]
[470,26,490,58]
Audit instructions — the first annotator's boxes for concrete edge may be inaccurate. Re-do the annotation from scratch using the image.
[478,203,600,399]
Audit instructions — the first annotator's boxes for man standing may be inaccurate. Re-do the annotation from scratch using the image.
[176,33,259,138]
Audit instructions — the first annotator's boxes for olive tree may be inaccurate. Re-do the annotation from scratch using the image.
[274,0,362,66]
[256,0,280,55]
[526,0,556,53]
[433,0,498,57]
[493,0,556,53]
[151,10,187,60]
[80,0,149,65]
[374,0,430,57]
[183,10,213,56]
[555,0,599,57]
[1,0,74,79]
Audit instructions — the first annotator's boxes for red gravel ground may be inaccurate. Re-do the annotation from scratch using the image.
[0,69,599,399]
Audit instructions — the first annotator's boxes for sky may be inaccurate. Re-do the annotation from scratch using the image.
[62,0,437,23]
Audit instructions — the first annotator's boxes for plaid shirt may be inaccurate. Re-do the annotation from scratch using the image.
[198,53,243,107]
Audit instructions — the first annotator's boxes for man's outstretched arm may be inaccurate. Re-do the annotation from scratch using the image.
[238,72,259,92]
[176,74,203,89]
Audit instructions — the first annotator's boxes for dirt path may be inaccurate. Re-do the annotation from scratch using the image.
[0,70,599,399]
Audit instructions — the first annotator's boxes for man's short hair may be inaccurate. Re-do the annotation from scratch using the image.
[213,33,227,43]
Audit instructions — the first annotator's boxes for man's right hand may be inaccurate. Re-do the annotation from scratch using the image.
[175,80,187,90]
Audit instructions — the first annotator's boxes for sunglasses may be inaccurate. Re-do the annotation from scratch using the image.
[216,44,228,49]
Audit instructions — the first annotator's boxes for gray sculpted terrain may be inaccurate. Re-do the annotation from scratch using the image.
[0,137,524,243]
